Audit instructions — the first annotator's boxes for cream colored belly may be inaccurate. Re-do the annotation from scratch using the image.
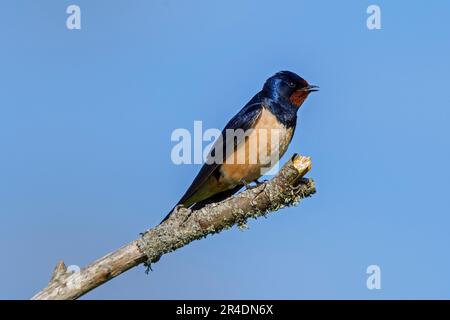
[220,108,294,184]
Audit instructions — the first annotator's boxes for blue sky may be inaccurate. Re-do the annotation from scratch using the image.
[1,0,450,299]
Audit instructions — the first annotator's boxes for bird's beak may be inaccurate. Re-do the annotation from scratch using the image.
[304,85,319,93]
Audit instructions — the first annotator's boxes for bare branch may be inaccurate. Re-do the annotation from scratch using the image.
[32,154,316,300]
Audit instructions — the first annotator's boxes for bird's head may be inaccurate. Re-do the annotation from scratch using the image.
[262,71,318,107]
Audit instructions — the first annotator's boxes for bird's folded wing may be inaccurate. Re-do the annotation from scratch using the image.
[176,101,264,207]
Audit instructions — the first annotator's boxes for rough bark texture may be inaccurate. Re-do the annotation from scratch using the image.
[32,154,316,300]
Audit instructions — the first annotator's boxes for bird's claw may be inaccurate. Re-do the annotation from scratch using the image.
[253,179,267,186]
[240,179,264,190]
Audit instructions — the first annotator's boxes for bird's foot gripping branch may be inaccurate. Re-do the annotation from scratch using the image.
[32,154,315,300]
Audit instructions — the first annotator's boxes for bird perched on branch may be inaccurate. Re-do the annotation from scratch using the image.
[162,71,318,223]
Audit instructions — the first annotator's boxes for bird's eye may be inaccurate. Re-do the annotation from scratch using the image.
[287,81,296,88]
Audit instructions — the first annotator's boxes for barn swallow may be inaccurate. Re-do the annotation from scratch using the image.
[162,71,318,223]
